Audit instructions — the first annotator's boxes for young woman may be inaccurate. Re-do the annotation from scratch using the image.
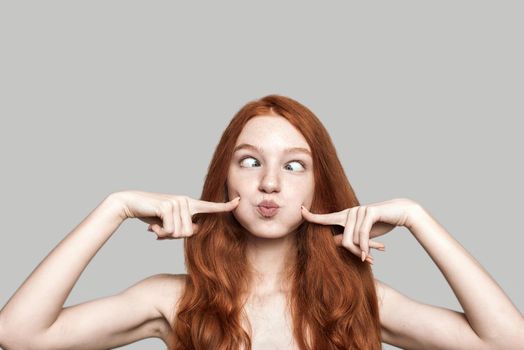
[1,95,523,350]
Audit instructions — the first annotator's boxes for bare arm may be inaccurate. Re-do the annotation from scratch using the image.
[0,194,125,332]
[0,194,176,349]
[378,204,524,350]
[0,272,183,350]
[0,191,237,349]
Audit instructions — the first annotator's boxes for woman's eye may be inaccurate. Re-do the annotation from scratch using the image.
[239,157,305,171]
[239,157,260,167]
[285,160,306,171]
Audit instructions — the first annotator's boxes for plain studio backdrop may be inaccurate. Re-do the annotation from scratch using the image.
[0,2,522,349]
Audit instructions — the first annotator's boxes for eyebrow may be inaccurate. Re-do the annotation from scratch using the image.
[233,143,312,156]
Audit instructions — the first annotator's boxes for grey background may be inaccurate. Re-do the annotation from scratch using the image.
[1,1,522,349]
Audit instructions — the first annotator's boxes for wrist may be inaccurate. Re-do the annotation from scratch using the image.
[103,192,128,222]
[404,200,430,231]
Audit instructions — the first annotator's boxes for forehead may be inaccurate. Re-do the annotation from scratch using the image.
[235,115,310,151]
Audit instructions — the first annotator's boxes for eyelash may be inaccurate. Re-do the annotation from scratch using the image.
[239,156,307,171]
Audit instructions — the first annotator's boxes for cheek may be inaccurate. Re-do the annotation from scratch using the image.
[287,206,304,226]
[231,201,256,229]
[226,172,244,198]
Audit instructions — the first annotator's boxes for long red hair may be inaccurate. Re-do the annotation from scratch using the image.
[168,94,382,349]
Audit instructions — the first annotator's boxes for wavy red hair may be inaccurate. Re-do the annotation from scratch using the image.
[167,94,382,349]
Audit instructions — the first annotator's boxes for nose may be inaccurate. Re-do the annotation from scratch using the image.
[258,166,281,193]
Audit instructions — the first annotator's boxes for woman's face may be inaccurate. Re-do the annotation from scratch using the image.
[227,115,315,238]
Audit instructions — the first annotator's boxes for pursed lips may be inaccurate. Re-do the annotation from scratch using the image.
[256,201,280,217]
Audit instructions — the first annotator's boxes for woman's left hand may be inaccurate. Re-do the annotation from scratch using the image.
[301,198,420,264]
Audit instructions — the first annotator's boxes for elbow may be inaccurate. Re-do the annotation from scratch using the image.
[0,317,36,350]
[0,333,34,350]
[0,320,12,350]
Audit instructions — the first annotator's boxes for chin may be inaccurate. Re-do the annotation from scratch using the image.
[244,226,294,239]
[236,216,300,239]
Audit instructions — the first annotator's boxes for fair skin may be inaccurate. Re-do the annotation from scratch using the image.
[1,115,523,350]
[226,115,316,298]
[226,115,318,348]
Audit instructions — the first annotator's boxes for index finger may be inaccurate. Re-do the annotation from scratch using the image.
[190,196,240,215]
[301,206,349,227]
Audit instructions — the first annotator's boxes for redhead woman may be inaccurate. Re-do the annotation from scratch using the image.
[1,95,523,349]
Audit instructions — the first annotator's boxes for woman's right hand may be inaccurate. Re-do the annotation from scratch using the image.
[110,190,240,240]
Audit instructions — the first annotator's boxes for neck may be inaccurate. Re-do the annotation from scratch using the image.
[245,230,297,297]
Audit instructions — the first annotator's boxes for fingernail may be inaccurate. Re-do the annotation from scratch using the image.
[361,251,366,262]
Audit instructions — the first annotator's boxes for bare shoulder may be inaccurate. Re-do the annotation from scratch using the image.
[373,278,387,306]
[146,273,188,343]
[150,273,187,322]
[373,278,396,341]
